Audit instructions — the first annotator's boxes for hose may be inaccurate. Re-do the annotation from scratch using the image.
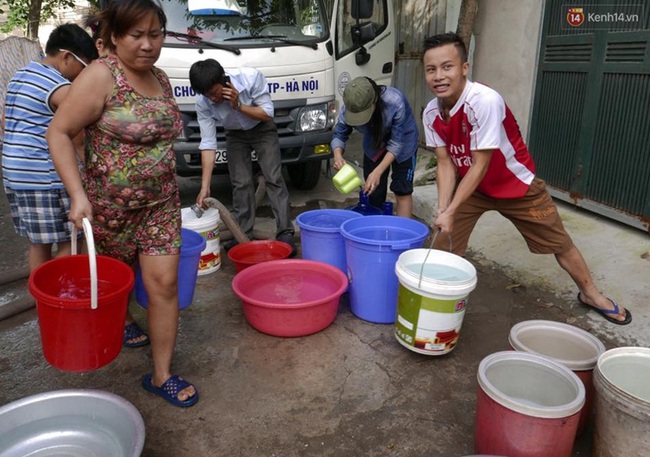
[254,173,266,208]
[203,173,266,244]
[203,197,250,244]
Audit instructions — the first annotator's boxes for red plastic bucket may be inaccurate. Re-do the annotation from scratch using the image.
[28,219,134,372]
[227,240,293,273]
[475,351,585,457]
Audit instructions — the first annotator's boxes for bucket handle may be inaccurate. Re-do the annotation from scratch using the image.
[71,218,98,310]
[418,229,453,289]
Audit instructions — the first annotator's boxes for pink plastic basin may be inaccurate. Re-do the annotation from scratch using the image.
[231,259,348,337]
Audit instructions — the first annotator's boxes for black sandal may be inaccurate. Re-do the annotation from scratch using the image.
[123,322,150,348]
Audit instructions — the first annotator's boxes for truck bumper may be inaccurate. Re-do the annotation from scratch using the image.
[175,131,333,176]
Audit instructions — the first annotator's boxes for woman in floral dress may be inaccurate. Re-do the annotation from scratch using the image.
[47,0,198,407]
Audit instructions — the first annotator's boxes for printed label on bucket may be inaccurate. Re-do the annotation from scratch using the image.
[395,284,467,355]
[202,227,220,240]
[198,231,221,274]
[199,249,221,272]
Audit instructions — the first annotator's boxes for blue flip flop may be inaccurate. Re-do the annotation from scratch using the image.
[123,322,150,348]
[577,293,632,326]
[142,373,199,408]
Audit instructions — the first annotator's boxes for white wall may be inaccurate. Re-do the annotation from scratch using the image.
[471,0,543,140]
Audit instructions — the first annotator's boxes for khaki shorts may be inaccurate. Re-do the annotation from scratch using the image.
[434,178,574,256]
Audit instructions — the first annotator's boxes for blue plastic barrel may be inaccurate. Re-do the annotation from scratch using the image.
[135,228,206,310]
[296,209,363,274]
[341,216,429,323]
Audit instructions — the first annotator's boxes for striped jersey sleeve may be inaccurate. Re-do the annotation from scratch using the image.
[2,61,69,190]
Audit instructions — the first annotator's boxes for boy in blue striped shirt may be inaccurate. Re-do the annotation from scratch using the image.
[2,23,97,271]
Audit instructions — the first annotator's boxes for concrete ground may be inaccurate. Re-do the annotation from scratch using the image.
[1,136,648,456]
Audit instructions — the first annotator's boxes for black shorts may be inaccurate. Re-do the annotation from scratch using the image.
[363,149,416,208]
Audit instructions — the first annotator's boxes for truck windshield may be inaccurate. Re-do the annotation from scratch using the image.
[160,0,329,46]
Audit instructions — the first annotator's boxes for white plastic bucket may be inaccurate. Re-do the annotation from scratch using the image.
[181,206,221,275]
[509,320,605,371]
[593,347,650,457]
[394,249,477,355]
[509,320,606,434]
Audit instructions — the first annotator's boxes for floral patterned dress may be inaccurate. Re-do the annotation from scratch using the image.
[84,55,181,209]
[83,55,183,261]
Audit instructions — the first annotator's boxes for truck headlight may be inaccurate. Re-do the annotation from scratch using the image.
[296,101,336,132]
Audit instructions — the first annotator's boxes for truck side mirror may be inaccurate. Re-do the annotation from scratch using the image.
[355,47,370,66]
[351,0,373,19]
[351,22,376,46]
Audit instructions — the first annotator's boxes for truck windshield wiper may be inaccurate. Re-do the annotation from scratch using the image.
[165,31,241,55]
[224,34,317,50]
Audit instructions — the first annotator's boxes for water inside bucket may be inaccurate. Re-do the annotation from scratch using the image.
[306,213,353,229]
[237,251,282,263]
[600,356,650,402]
[486,360,580,408]
[56,278,114,300]
[352,227,415,241]
[404,263,473,281]
[515,327,602,364]
[510,397,547,408]
[245,275,335,304]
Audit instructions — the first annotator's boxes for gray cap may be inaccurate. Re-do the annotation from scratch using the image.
[343,77,377,126]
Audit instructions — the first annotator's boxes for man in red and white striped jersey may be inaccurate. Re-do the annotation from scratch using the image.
[421,32,631,325]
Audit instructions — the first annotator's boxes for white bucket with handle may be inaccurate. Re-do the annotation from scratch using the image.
[394,230,477,355]
[182,206,221,275]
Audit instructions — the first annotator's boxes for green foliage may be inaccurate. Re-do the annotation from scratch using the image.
[0,0,80,34]
[299,0,318,25]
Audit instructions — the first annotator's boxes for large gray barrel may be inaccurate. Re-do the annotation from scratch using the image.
[593,347,650,457]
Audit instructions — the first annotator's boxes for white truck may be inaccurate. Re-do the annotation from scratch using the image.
[156,0,395,189]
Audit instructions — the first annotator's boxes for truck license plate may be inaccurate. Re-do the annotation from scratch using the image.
[214,150,258,164]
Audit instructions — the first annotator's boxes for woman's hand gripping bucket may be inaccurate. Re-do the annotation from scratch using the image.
[29,218,134,372]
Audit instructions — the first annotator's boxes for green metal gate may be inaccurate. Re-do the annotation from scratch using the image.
[529,0,650,232]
